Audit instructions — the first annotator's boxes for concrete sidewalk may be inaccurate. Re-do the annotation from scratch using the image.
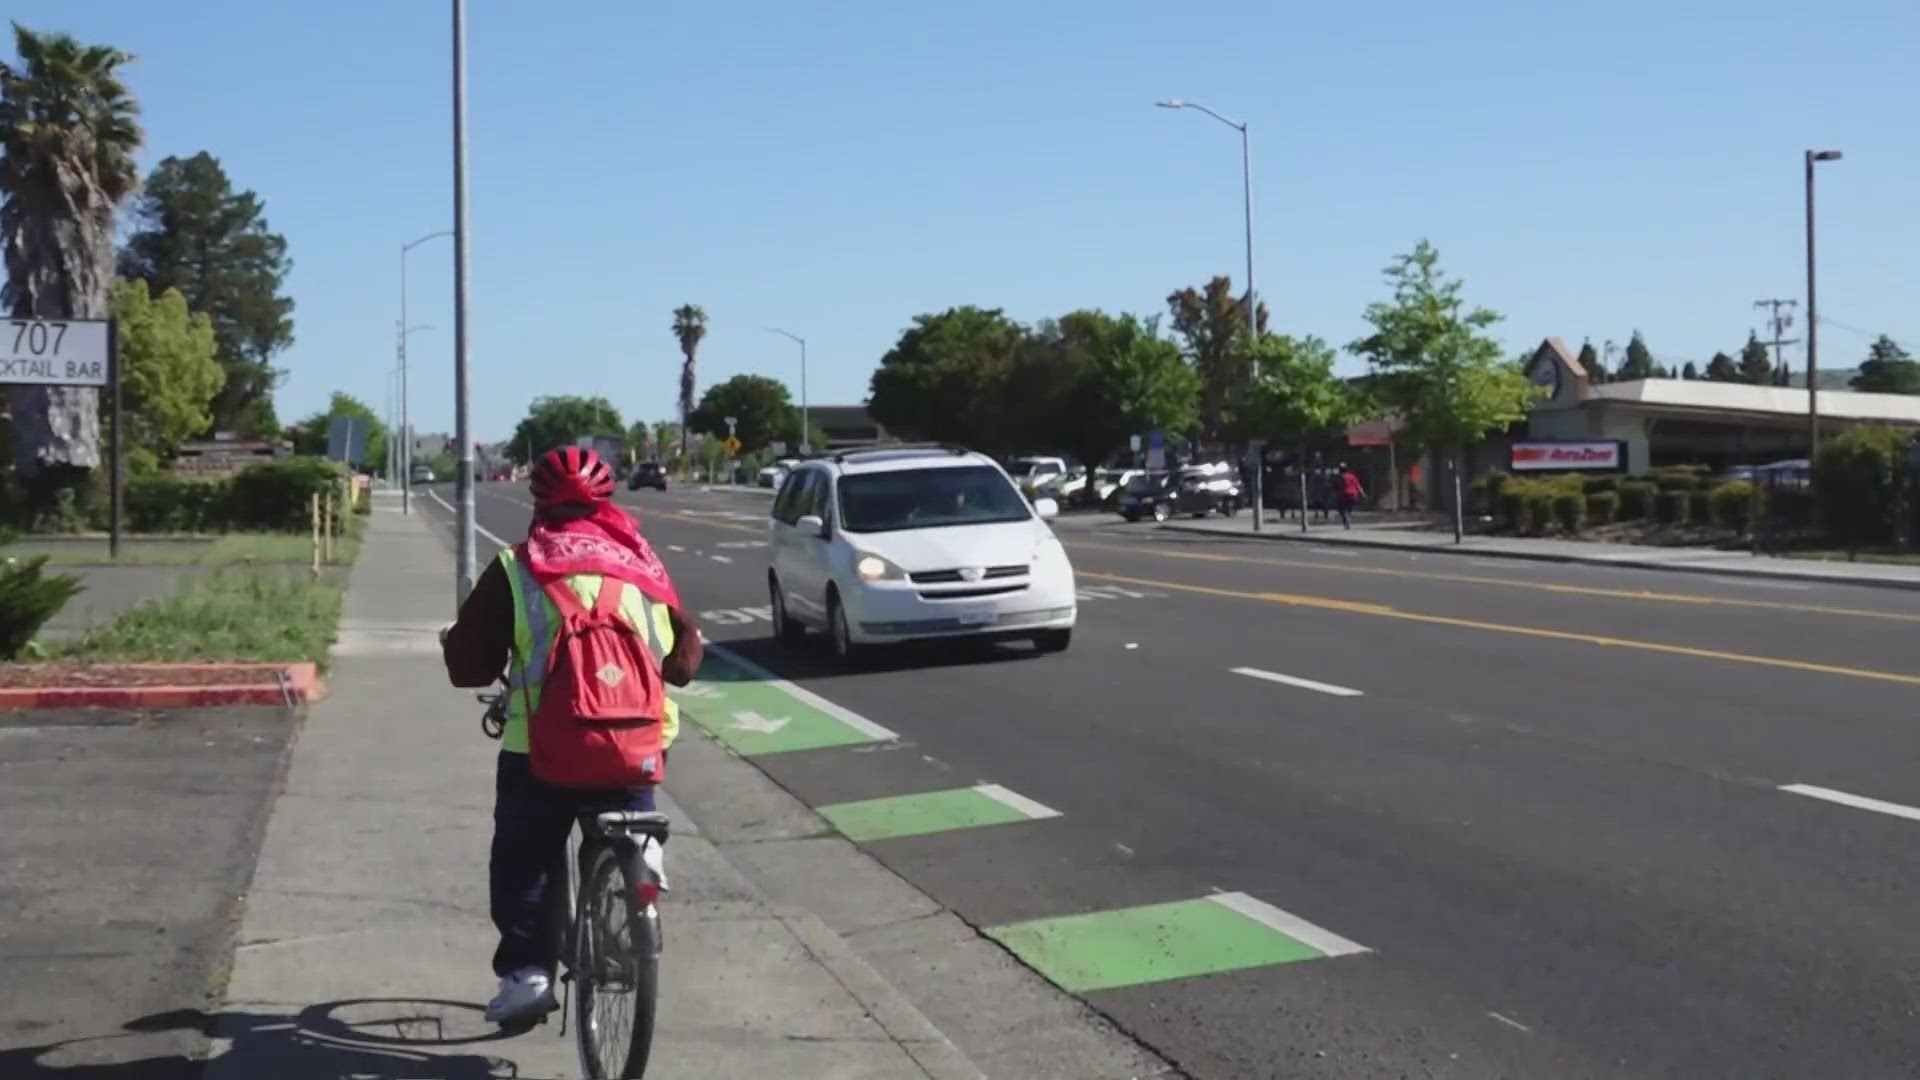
[206,500,985,1078]
[1161,512,1920,591]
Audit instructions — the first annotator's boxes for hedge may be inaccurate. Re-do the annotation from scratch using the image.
[1551,492,1585,533]
[120,457,349,534]
[1618,482,1657,520]
[1586,491,1619,524]
[1813,426,1911,548]
[1654,489,1690,524]
[1581,475,1619,495]
[1688,490,1712,525]
[1710,480,1756,533]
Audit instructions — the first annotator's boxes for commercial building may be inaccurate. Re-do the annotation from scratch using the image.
[1520,338,1920,475]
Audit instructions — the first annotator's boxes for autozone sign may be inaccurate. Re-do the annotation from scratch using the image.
[1509,440,1626,472]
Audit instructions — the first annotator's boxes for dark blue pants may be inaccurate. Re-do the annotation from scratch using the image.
[489,751,654,977]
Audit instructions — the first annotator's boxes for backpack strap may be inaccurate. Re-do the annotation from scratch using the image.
[540,575,590,619]
[590,576,625,619]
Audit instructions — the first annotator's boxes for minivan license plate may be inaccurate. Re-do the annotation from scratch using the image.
[956,609,997,627]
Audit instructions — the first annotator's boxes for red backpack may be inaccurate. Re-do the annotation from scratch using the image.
[527,576,668,789]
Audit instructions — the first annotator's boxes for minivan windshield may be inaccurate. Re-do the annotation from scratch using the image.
[837,466,1033,533]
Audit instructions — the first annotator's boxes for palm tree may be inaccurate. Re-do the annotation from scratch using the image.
[1,24,142,486]
[671,304,707,457]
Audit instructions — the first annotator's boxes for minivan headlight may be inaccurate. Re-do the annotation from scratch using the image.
[855,553,902,581]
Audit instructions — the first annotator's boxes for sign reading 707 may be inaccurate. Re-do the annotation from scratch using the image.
[0,318,111,387]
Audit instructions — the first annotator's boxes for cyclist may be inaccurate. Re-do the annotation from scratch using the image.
[441,447,703,1024]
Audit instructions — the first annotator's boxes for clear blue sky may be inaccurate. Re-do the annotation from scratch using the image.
[18,0,1917,443]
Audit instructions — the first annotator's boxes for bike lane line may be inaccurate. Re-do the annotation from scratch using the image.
[672,643,897,756]
[819,784,1062,842]
[986,892,1369,994]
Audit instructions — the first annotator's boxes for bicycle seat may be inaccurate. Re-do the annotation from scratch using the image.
[593,810,671,839]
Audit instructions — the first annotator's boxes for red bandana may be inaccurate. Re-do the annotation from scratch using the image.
[521,502,680,611]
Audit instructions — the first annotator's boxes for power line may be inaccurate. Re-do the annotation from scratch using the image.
[1752,299,1800,386]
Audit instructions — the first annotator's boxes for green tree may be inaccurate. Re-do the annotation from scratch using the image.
[1,25,142,489]
[118,152,293,437]
[1348,240,1535,542]
[1681,361,1699,380]
[1849,335,1920,395]
[1705,351,1739,381]
[1245,334,1368,528]
[110,278,223,454]
[671,305,706,456]
[868,306,1028,451]
[1618,331,1655,380]
[508,395,622,466]
[1008,310,1196,469]
[1166,275,1268,442]
[1576,340,1602,382]
[1738,332,1773,384]
[689,374,795,453]
[290,392,386,471]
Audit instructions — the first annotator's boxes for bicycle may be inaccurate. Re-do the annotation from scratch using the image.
[479,688,669,1078]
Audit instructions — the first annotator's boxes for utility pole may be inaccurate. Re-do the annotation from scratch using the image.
[1753,298,1801,386]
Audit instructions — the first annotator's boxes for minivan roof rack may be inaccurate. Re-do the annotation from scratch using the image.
[830,442,970,463]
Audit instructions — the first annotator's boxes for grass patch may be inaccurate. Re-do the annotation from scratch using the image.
[57,571,343,666]
[31,530,360,568]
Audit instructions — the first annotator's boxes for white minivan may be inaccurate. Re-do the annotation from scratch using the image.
[767,446,1077,662]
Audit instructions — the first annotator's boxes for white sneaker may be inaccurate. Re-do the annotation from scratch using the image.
[484,966,557,1024]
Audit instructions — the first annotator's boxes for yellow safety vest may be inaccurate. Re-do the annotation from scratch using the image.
[498,547,680,755]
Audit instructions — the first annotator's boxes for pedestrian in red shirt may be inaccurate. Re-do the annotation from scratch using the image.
[1337,464,1366,529]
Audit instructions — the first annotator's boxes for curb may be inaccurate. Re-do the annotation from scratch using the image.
[1156,522,1920,593]
[0,662,320,710]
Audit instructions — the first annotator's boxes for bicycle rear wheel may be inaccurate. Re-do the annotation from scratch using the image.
[573,845,659,1078]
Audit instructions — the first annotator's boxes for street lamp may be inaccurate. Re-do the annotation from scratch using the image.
[1158,97,1263,531]
[399,230,452,516]
[452,0,477,605]
[1805,149,1841,454]
[763,327,809,455]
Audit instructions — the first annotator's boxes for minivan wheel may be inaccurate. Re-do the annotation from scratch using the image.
[1151,503,1170,523]
[770,577,806,643]
[828,594,864,665]
[1034,628,1072,654]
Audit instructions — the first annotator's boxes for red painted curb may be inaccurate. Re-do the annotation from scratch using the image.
[0,662,319,710]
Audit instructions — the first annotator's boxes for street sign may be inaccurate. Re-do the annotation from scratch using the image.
[326,415,368,465]
[770,440,788,455]
[724,436,742,455]
[1,317,110,387]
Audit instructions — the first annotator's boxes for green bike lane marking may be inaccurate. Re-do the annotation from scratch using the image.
[987,892,1370,993]
[819,784,1062,841]
[672,643,897,756]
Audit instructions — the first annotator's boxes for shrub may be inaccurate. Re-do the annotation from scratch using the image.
[1650,464,1711,492]
[1710,481,1756,533]
[1551,492,1585,533]
[1654,489,1690,524]
[1765,486,1817,531]
[1618,481,1657,520]
[1813,426,1911,548]
[1688,490,1712,525]
[1586,491,1619,524]
[228,458,347,532]
[0,531,83,660]
[1521,491,1555,535]
[1581,475,1620,495]
[126,475,232,533]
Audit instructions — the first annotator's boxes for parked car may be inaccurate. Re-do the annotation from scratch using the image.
[628,461,668,491]
[410,464,436,485]
[767,445,1076,663]
[757,462,790,489]
[1118,467,1242,521]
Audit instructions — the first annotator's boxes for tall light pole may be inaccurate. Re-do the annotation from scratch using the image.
[1805,149,1841,455]
[451,0,477,604]
[1158,98,1263,532]
[763,327,809,454]
[400,230,452,515]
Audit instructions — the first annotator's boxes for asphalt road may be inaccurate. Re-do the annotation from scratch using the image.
[441,481,1920,1079]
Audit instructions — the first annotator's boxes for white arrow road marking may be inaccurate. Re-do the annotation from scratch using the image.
[742,605,772,621]
[730,710,790,735]
[717,540,768,549]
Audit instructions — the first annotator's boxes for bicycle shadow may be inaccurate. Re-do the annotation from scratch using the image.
[0,1000,532,1080]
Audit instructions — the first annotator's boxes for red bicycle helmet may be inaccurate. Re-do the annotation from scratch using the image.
[530,446,615,507]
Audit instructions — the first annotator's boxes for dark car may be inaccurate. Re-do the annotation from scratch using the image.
[1118,468,1242,522]
[628,461,667,492]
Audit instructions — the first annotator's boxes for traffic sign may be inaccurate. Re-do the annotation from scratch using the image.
[1,318,110,387]
[724,436,742,455]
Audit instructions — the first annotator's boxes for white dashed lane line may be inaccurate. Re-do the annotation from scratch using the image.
[1780,783,1920,824]
[711,554,734,564]
[1230,666,1365,698]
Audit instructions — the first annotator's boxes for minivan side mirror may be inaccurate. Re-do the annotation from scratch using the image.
[1032,497,1060,521]
[796,513,827,538]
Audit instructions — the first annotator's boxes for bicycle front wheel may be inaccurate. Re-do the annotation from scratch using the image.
[574,845,659,1079]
